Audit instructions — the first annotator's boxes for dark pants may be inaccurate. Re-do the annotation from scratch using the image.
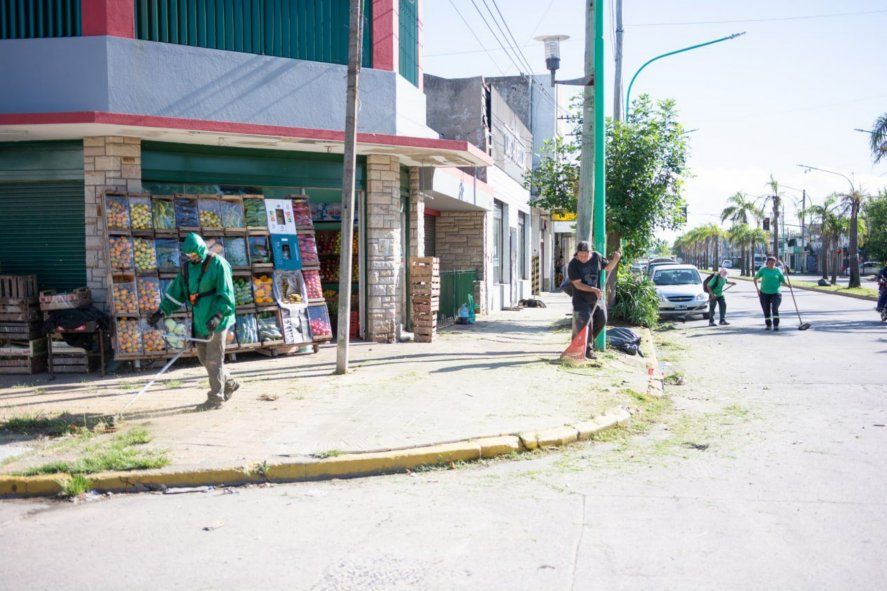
[708,296,726,321]
[759,292,782,327]
[877,287,887,311]
[572,297,607,350]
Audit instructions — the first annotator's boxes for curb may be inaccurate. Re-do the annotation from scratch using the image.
[0,341,663,499]
[726,273,878,302]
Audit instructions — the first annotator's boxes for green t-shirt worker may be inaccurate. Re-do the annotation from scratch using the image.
[150,233,239,409]
[754,256,787,331]
[704,267,736,327]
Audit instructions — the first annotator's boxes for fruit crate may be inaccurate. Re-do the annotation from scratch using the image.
[220,196,246,233]
[48,346,101,374]
[307,304,333,341]
[0,353,47,374]
[242,195,268,231]
[128,194,154,234]
[152,195,177,234]
[198,196,224,235]
[0,300,40,322]
[225,236,250,270]
[256,308,285,345]
[174,195,200,231]
[0,274,38,303]
[104,192,131,233]
[0,322,42,340]
[38,288,92,311]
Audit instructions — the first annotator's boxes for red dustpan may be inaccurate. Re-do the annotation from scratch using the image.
[561,325,589,362]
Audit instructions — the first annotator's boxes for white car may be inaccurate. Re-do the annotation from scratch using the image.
[651,264,709,319]
[721,259,733,268]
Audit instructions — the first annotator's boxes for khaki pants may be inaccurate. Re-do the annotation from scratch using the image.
[196,329,231,400]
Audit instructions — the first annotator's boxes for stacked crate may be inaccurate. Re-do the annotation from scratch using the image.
[410,258,440,343]
[0,275,45,374]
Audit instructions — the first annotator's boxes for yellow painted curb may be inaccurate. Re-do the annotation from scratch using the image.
[572,407,631,440]
[518,432,539,450]
[0,474,65,497]
[476,435,521,458]
[535,426,579,448]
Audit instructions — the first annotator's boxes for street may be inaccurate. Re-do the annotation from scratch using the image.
[1,281,885,590]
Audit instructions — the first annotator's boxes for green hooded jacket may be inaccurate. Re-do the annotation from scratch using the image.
[159,233,236,337]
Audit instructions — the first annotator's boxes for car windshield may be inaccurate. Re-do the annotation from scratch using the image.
[653,269,701,285]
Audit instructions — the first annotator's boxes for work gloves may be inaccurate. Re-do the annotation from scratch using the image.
[149,310,163,328]
[206,314,222,333]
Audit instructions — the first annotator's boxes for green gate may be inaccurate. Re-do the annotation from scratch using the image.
[438,269,477,324]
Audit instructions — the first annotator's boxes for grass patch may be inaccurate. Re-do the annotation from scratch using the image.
[788,280,877,300]
[663,372,685,386]
[312,449,343,459]
[18,428,167,476]
[60,475,93,498]
[0,413,112,438]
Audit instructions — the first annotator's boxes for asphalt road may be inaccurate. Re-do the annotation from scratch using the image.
[1,281,885,590]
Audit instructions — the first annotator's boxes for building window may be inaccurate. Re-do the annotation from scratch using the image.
[518,212,528,280]
[424,214,436,257]
[399,0,419,86]
[493,201,505,284]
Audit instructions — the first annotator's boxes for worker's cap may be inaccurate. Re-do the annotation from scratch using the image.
[576,241,591,253]
[718,267,728,277]
[766,256,777,263]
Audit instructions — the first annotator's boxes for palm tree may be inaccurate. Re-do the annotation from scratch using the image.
[840,189,868,288]
[804,195,843,283]
[869,113,887,164]
[696,223,727,271]
[728,224,751,276]
[721,192,762,227]
[762,174,782,260]
[748,227,770,270]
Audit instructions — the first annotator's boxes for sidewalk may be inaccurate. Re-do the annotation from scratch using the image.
[0,294,649,480]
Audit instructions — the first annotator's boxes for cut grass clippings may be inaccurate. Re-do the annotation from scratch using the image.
[17,428,168,477]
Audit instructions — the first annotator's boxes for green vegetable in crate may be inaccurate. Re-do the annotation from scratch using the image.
[199,209,222,228]
[233,276,253,306]
[163,317,189,349]
[243,198,267,227]
[225,237,248,266]
[220,201,244,228]
[257,312,283,341]
[152,199,176,230]
[236,314,258,344]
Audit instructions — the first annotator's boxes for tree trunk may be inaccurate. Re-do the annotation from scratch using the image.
[605,231,620,308]
[714,240,720,272]
[831,247,839,285]
[848,203,860,288]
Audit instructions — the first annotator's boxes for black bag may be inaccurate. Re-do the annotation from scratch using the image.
[606,326,643,356]
[559,278,575,297]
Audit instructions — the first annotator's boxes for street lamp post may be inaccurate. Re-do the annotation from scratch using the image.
[797,164,861,287]
[625,32,746,117]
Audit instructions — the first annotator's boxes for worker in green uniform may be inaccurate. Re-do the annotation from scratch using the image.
[754,256,788,331]
[705,267,736,326]
[150,233,239,409]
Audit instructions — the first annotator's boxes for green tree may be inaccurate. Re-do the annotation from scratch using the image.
[525,94,690,261]
[842,189,868,288]
[721,192,762,227]
[869,113,887,164]
[804,195,844,283]
[727,224,752,276]
[863,189,887,262]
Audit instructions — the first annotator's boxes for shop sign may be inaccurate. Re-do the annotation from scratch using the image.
[271,234,302,270]
[551,211,577,222]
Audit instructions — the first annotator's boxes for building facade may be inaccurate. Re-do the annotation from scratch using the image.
[0,0,491,343]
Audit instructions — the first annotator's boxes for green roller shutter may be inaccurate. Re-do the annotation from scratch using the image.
[0,181,86,290]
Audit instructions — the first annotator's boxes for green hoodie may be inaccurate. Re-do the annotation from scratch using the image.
[159,233,236,337]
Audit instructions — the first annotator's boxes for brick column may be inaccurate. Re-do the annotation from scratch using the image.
[83,136,142,308]
[409,167,424,258]
[434,210,489,314]
[365,154,403,342]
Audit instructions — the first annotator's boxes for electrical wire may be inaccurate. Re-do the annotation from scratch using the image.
[445,0,507,75]
[629,8,887,27]
[523,0,556,46]
[487,0,537,74]
[468,0,531,75]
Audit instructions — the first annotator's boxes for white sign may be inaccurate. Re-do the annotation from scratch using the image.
[265,199,297,235]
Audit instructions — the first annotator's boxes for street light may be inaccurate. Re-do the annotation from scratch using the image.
[535,35,592,87]
[625,32,746,117]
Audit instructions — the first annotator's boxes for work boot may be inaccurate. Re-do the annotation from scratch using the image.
[765,325,771,331]
[773,326,780,331]
[708,320,716,327]
[585,347,597,360]
[223,379,240,401]
[197,394,224,411]
[719,320,730,326]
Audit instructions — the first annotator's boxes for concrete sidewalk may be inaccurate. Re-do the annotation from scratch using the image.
[0,294,649,478]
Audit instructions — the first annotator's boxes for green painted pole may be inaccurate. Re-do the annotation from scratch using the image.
[593,0,607,351]
[625,32,745,118]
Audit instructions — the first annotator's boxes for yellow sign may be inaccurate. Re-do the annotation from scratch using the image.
[551,211,577,222]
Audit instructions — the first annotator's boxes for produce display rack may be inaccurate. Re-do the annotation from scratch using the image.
[0,275,47,374]
[101,190,336,362]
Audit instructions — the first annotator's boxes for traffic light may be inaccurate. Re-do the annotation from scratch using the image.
[762,217,770,231]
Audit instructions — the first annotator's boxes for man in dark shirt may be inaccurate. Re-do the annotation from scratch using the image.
[567,241,621,359]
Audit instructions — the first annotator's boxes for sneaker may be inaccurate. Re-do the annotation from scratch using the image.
[223,380,240,401]
[708,321,716,327]
[585,348,597,360]
[773,326,780,331]
[765,325,771,331]
[719,320,730,325]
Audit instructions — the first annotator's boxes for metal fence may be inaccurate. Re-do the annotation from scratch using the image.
[437,269,477,325]
[0,0,81,39]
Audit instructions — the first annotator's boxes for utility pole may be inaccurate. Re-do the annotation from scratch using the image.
[772,194,780,261]
[576,0,595,245]
[592,0,607,351]
[335,0,363,375]
[612,0,624,121]
[800,189,806,271]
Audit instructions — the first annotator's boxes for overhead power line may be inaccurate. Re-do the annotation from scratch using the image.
[445,0,507,75]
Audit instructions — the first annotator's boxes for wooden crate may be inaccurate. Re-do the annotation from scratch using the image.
[0,354,47,374]
[0,322,42,340]
[0,301,41,322]
[0,338,47,356]
[50,353,100,374]
[39,288,92,311]
[0,274,38,302]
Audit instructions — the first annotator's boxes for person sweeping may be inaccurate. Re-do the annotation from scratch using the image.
[754,256,788,331]
[150,233,239,410]
[567,241,620,359]
[704,267,736,327]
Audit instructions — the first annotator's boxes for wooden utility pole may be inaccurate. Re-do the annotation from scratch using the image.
[772,195,780,261]
[613,0,624,121]
[335,0,363,375]
[576,0,595,244]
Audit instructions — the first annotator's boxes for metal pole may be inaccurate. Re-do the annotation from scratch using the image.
[612,0,624,121]
[801,189,806,271]
[335,0,363,375]
[625,32,745,118]
[576,1,594,244]
[593,0,607,351]
[772,195,780,260]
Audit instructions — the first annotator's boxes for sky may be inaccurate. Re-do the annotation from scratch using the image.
[421,0,887,241]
